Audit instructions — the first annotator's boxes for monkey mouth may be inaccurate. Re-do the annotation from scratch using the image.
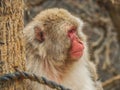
[72,51,83,55]
[70,50,83,59]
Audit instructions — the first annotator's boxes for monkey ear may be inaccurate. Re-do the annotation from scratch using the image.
[34,26,45,43]
[34,26,41,34]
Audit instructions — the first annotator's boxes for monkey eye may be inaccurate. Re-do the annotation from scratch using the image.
[67,26,77,38]
[68,26,77,34]
[68,28,76,37]
[68,29,76,34]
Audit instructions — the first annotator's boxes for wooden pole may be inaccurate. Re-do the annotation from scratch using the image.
[0,0,26,90]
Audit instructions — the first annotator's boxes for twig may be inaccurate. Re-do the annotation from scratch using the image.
[102,75,120,87]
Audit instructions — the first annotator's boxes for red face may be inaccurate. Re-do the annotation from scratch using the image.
[68,27,84,60]
[34,25,84,60]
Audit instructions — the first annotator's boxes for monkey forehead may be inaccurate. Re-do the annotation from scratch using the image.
[33,8,78,28]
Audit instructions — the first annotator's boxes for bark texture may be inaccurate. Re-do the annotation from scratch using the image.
[0,0,26,90]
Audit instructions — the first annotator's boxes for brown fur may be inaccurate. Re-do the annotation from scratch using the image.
[23,8,103,90]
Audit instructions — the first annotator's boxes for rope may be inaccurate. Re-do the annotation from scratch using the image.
[0,42,70,89]
[0,71,71,90]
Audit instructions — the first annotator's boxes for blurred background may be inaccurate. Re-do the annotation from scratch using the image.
[24,0,120,90]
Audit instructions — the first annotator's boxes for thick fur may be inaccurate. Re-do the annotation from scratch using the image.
[23,8,99,90]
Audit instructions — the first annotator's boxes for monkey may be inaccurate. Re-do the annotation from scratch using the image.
[87,61,103,90]
[23,8,103,90]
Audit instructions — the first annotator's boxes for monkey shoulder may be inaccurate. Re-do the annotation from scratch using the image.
[87,61,103,90]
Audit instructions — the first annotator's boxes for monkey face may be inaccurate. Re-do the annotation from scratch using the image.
[24,8,86,62]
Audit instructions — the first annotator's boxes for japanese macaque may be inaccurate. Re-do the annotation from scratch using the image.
[23,8,103,90]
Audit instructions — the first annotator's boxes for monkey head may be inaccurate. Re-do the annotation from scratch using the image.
[23,8,86,63]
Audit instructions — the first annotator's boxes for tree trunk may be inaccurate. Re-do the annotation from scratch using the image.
[0,0,26,90]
